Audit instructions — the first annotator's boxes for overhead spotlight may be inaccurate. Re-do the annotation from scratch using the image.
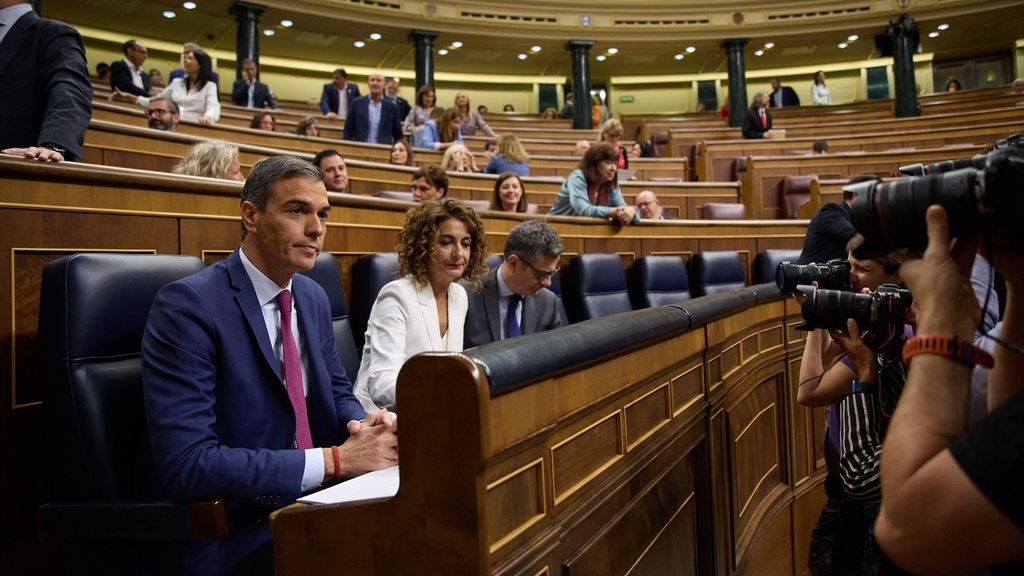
[595,54,607,61]
[764,42,775,49]
[673,54,685,60]
[263,29,274,36]
[685,46,696,53]
[928,31,939,38]
[353,40,365,47]
[531,45,542,52]
[280,19,293,27]
[754,50,765,56]
[163,10,176,18]
[451,41,463,48]
[838,42,848,48]
[182,2,197,9]
[847,34,859,42]
[606,48,618,54]
[438,49,449,55]
[517,53,528,60]
[369,33,382,40]
[937,23,949,31]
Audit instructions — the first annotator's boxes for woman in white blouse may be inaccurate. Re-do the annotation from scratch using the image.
[118,48,220,125]
[811,70,832,105]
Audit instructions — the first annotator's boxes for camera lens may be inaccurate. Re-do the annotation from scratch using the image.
[776,260,851,293]
[799,288,874,332]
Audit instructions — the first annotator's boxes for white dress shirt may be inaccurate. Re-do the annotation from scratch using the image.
[138,77,221,122]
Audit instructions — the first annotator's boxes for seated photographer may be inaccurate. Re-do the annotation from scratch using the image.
[875,206,1024,574]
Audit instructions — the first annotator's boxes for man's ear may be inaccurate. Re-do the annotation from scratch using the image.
[241,201,259,234]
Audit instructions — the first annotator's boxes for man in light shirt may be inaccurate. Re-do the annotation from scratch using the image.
[320,68,360,119]
[110,39,152,97]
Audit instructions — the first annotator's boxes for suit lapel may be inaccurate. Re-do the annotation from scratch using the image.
[521,294,539,335]
[415,280,443,349]
[0,11,36,79]
[226,250,282,380]
[483,270,502,341]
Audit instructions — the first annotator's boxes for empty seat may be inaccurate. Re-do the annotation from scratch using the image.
[753,249,803,285]
[701,202,747,220]
[781,175,818,218]
[349,252,400,355]
[732,156,748,180]
[628,255,691,309]
[463,199,491,212]
[484,253,504,271]
[299,252,361,380]
[562,253,632,323]
[690,251,746,297]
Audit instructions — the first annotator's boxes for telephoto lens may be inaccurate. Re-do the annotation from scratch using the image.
[775,259,851,293]
[796,284,912,352]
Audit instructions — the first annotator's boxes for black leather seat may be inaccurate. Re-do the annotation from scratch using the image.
[753,249,803,285]
[628,255,691,309]
[562,254,632,323]
[349,252,400,355]
[690,251,747,297]
[299,252,361,380]
[36,253,227,572]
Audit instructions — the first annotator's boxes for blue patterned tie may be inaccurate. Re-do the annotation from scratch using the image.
[506,295,522,338]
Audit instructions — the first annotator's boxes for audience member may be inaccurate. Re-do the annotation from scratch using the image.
[717,103,730,119]
[631,140,656,158]
[295,116,319,137]
[464,219,563,348]
[811,71,832,105]
[492,172,527,213]
[146,97,179,131]
[416,107,463,151]
[875,205,1024,574]
[410,165,448,202]
[1010,78,1024,94]
[250,112,276,132]
[122,47,219,125]
[343,72,403,145]
[148,67,165,89]
[798,175,875,264]
[503,104,515,112]
[454,91,495,137]
[167,42,220,88]
[573,140,591,157]
[173,141,245,182]
[312,149,348,193]
[560,93,574,119]
[946,78,962,92]
[320,68,360,119]
[635,190,664,220]
[403,85,437,133]
[95,62,110,81]
[483,133,530,176]
[142,155,397,575]
[770,77,801,107]
[0,1,92,162]
[477,104,488,114]
[482,140,498,163]
[353,198,487,412]
[232,58,278,109]
[441,144,479,173]
[384,76,411,122]
[389,140,415,166]
[110,39,151,97]
[741,91,774,139]
[599,118,629,169]
[542,107,558,120]
[591,95,610,126]
[812,140,829,154]
[548,142,638,224]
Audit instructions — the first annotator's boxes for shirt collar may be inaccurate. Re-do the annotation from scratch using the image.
[0,4,33,28]
[239,247,293,307]
[495,263,514,299]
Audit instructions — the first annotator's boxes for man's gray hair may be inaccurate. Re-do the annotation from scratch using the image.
[240,156,323,237]
[503,219,563,261]
[151,96,179,115]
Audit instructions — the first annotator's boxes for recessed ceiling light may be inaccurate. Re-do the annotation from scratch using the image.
[764,42,775,49]
[673,54,684,60]
[438,49,449,55]
[280,19,293,27]
[531,45,542,52]
[754,50,765,56]
[353,40,365,47]
[606,48,618,55]
[369,33,382,40]
[451,41,463,48]
[263,29,274,36]
[685,46,696,53]
[182,2,197,9]
[937,23,950,31]
[595,54,607,61]
[517,53,528,60]
[162,10,176,18]
[847,34,859,42]
[928,31,940,38]
[838,42,848,48]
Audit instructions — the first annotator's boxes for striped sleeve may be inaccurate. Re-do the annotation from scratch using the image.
[837,392,883,502]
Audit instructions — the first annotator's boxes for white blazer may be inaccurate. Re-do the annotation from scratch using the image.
[353,276,467,412]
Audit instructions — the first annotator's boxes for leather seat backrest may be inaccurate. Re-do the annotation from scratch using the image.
[38,253,204,502]
[464,199,491,212]
[690,251,747,297]
[563,254,631,323]
[299,252,360,380]
[702,202,747,220]
[782,175,818,218]
[628,256,691,309]
[753,250,803,285]
[349,252,400,355]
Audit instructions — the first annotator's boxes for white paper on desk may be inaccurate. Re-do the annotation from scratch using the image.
[298,465,400,505]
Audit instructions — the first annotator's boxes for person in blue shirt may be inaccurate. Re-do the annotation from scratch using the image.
[548,142,638,225]
[483,133,529,176]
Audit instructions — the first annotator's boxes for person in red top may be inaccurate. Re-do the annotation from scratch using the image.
[599,118,629,169]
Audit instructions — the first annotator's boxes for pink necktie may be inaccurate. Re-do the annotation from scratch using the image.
[760,109,767,129]
[276,290,313,450]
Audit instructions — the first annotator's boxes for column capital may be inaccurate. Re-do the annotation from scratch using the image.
[229,1,265,17]
[409,29,440,43]
[565,40,595,53]
[721,38,748,50]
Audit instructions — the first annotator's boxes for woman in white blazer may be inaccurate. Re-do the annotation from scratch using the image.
[354,199,488,412]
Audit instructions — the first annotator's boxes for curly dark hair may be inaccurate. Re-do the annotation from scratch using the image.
[396,198,488,290]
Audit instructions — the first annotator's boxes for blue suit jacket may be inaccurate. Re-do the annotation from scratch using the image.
[319,82,360,116]
[110,59,151,97]
[343,95,403,145]
[231,79,278,109]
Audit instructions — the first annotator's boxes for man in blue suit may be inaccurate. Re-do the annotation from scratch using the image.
[109,39,152,97]
[142,155,397,576]
[319,67,359,119]
[231,58,277,109]
[343,71,403,145]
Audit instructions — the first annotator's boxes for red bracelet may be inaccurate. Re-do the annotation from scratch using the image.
[902,335,994,368]
[331,445,342,481]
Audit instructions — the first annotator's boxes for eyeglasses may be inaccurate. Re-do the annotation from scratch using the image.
[515,254,560,280]
[146,109,170,116]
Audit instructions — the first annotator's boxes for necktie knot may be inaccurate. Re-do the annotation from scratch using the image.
[276,290,292,314]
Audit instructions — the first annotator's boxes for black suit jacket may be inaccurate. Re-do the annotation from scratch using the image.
[769,86,800,107]
[109,59,151,97]
[741,106,772,139]
[798,201,856,265]
[0,10,91,160]
[342,96,403,145]
[464,267,563,348]
[390,95,411,124]
[231,79,278,109]
[319,82,360,116]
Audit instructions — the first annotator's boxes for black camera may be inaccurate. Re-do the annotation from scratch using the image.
[846,147,1024,251]
[898,134,1022,176]
[776,259,851,293]
[796,284,912,352]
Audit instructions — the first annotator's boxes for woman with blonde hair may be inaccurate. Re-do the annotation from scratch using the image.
[353,199,488,412]
[441,144,479,172]
[483,133,529,176]
[454,91,495,137]
[172,140,245,181]
[599,118,628,169]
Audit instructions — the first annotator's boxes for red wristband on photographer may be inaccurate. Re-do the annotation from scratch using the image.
[902,335,994,368]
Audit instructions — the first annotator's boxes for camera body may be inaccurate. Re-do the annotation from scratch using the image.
[796,283,912,352]
[776,259,851,293]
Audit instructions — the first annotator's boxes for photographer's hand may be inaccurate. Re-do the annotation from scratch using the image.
[830,319,877,382]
